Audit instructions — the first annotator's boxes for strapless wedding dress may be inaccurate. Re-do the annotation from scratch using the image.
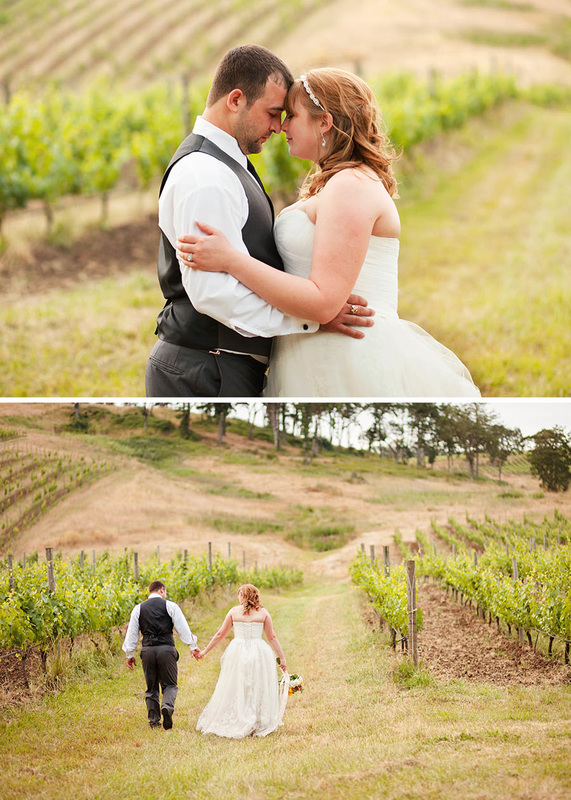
[265,207,481,398]
[196,621,287,738]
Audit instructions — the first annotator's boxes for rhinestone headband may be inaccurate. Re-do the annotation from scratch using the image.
[300,74,324,111]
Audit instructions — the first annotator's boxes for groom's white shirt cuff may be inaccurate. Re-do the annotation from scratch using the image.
[159,116,318,339]
[122,593,198,658]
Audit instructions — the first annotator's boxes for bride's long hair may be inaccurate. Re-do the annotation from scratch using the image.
[239,584,262,614]
[286,68,398,199]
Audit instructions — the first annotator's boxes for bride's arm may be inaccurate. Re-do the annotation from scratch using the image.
[178,171,379,324]
[263,612,287,672]
[199,610,234,658]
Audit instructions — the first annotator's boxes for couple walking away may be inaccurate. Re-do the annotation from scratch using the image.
[145,44,480,399]
[122,581,289,738]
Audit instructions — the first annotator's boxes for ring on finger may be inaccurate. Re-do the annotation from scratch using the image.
[350,304,359,315]
[187,252,193,263]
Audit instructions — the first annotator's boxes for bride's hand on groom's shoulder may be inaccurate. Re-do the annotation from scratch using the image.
[321,293,375,339]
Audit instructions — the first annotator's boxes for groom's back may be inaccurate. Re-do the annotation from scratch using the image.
[139,597,175,648]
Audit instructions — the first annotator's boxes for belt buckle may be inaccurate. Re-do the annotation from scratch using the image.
[208,349,221,355]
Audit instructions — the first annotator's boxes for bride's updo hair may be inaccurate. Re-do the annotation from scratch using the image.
[286,68,398,199]
[238,584,262,614]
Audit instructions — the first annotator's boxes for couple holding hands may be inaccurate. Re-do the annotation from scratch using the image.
[122,581,289,738]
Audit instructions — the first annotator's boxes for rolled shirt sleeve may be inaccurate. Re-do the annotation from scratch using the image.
[122,604,141,658]
[166,600,198,650]
[160,153,318,339]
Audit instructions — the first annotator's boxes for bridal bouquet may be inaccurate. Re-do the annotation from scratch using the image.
[287,674,303,695]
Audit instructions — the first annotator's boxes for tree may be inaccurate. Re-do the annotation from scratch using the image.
[405,403,441,467]
[447,403,496,480]
[178,403,191,439]
[528,427,571,492]
[487,424,523,482]
[362,403,395,456]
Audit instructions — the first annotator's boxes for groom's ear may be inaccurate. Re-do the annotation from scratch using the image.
[227,89,246,113]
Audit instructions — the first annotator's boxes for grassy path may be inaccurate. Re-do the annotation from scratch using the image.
[2,579,571,799]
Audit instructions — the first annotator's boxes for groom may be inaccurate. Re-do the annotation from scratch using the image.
[122,580,201,730]
[145,44,373,398]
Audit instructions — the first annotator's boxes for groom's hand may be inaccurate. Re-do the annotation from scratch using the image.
[321,294,375,339]
[191,649,202,661]
[126,657,136,670]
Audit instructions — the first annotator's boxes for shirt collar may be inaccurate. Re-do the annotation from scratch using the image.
[193,116,248,170]
[148,592,163,599]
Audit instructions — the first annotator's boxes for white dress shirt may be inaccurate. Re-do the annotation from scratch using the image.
[158,116,318,339]
[122,593,198,658]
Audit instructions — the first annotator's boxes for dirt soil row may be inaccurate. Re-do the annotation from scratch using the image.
[0,213,159,296]
[417,581,570,686]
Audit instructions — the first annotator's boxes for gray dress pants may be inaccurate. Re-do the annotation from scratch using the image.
[141,645,179,725]
[145,340,267,397]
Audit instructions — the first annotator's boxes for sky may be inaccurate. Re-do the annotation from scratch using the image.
[479,400,571,437]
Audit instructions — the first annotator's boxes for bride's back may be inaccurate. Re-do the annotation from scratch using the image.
[230,603,267,624]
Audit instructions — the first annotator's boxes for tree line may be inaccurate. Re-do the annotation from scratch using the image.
[142,402,571,493]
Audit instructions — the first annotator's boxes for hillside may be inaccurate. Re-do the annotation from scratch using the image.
[2,402,569,574]
[0,0,570,91]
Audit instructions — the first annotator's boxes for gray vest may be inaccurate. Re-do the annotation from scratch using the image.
[154,133,284,358]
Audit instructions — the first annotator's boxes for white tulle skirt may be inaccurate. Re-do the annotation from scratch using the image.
[196,637,288,739]
[266,316,481,398]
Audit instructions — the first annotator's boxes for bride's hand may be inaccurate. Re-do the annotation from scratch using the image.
[176,222,233,273]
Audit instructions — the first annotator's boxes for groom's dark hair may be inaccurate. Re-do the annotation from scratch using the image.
[207,44,293,107]
[149,580,165,593]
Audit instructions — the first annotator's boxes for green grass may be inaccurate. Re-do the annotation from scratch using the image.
[459,30,547,48]
[1,581,570,800]
[398,104,571,396]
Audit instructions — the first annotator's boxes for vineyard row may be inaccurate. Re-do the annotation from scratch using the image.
[4,69,565,233]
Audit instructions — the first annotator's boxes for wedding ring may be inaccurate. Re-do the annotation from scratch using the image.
[187,252,193,263]
[350,304,359,315]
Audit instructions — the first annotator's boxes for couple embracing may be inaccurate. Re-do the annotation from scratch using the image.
[145,44,480,398]
[123,581,288,738]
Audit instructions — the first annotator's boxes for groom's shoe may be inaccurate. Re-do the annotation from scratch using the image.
[161,706,173,730]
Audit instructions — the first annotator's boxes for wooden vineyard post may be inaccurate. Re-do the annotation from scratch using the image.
[228,542,231,559]
[360,543,365,553]
[156,546,160,565]
[79,550,85,569]
[133,552,139,581]
[512,557,525,646]
[208,542,212,572]
[370,544,375,564]
[46,547,55,592]
[383,545,390,575]
[242,550,246,570]
[92,550,96,572]
[406,560,418,667]
[8,554,14,591]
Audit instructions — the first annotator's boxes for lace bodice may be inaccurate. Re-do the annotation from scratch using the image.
[274,206,400,319]
[232,621,264,642]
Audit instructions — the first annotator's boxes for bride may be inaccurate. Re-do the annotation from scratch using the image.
[177,68,481,398]
[196,584,289,738]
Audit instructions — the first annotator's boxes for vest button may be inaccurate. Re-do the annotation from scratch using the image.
[303,324,308,330]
